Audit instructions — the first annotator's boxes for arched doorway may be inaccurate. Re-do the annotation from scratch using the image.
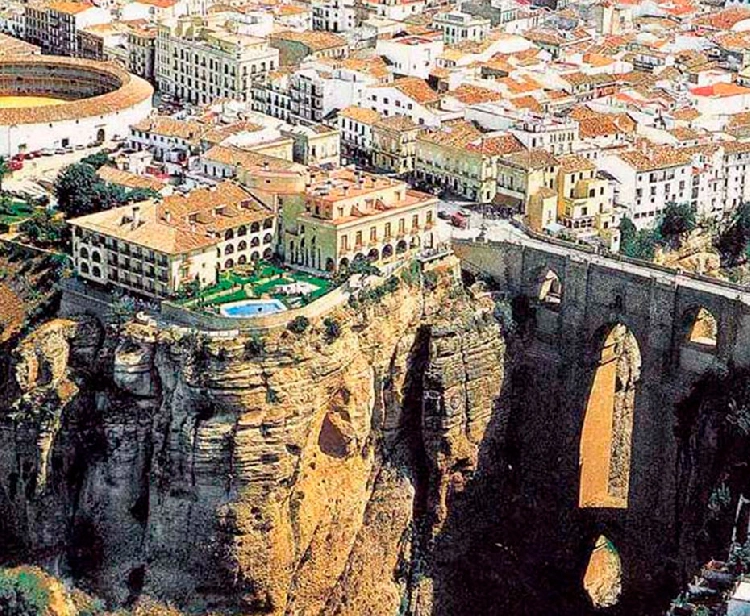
[583,535,622,609]
[579,323,641,509]
[96,128,105,144]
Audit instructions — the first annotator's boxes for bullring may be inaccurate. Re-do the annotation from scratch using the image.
[0,55,153,156]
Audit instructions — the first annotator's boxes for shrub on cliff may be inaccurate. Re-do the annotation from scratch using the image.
[0,568,50,616]
[288,315,310,334]
[324,317,341,341]
[244,335,264,358]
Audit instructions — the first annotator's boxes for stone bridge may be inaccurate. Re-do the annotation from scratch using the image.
[450,226,750,614]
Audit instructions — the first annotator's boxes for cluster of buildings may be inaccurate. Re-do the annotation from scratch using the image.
[5,0,750,299]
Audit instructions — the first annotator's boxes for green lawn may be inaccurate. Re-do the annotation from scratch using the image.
[0,200,35,226]
[183,261,333,311]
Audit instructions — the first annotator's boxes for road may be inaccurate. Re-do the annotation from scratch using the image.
[4,142,116,202]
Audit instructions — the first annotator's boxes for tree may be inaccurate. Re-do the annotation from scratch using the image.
[0,157,9,194]
[0,569,51,616]
[19,210,66,247]
[80,151,111,170]
[619,216,661,261]
[55,162,159,218]
[323,317,341,341]
[54,163,102,217]
[658,202,696,247]
[718,201,750,266]
[288,315,310,334]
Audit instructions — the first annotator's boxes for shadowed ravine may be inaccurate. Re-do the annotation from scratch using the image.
[1,259,748,615]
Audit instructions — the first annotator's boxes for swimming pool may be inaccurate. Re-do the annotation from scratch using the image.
[220,299,287,318]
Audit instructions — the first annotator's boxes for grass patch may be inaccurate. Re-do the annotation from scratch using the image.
[182,261,334,312]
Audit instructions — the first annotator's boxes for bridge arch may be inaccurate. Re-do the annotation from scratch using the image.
[579,322,641,509]
[537,268,563,308]
[583,534,622,610]
[682,305,718,352]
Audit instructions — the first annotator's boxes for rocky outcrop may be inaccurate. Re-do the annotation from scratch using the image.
[0,261,509,615]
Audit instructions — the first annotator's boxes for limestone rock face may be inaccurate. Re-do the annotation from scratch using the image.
[0,269,508,615]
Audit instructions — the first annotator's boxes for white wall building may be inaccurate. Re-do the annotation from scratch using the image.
[375,35,444,79]
[312,0,357,32]
[601,148,693,229]
[155,16,279,104]
[432,11,491,45]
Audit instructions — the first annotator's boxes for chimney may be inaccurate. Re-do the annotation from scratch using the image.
[164,209,172,223]
[132,205,141,229]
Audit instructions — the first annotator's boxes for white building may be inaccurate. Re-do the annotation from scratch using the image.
[375,34,444,79]
[365,77,448,126]
[312,0,357,32]
[432,11,491,45]
[508,115,580,156]
[24,0,111,56]
[119,0,191,22]
[155,16,279,105]
[255,57,389,123]
[338,105,382,164]
[601,148,693,229]
[362,0,427,21]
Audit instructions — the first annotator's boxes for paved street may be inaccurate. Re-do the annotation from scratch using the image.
[4,142,115,202]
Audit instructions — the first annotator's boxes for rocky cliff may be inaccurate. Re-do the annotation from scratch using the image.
[0,260,508,615]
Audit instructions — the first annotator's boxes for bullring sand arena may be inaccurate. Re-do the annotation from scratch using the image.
[0,55,153,156]
[0,95,65,109]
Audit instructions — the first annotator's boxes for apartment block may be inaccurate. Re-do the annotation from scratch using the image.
[69,181,276,298]
[432,11,491,45]
[281,168,437,273]
[156,16,279,105]
[24,0,111,57]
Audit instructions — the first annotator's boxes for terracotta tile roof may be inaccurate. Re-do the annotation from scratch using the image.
[202,145,301,172]
[502,148,559,170]
[131,116,206,142]
[728,112,750,128]
[70,182,272,254]
[558,154,596,173]
[617,147,693,172]
[374,115,419,132]
[577,112,635,138]
[417,119,482,149]
[723,140,750,155]
[47,0,94,15]
[672,106,700,121]
[374,77,440,105]
[466,133,524,156]
[447,84,503,105]
[691,82,750,98]
[97,166,165,192]
[693,7,750,30]
[0,34,39,57]
[135,0,178,7]
[339,105,382,125]
[513,95,544,113]
[272,30,347,51]
[668,127,701,142]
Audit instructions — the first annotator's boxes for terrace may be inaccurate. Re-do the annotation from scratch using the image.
[179,261,334,314]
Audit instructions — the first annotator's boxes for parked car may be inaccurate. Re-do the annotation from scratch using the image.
[9,159,23,171]
[40,148,55,156]
[437,210,451,220]
[450,212,467,229]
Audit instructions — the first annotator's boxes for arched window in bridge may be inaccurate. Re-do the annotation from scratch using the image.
[583,535,622,609]
[539,269,562,306]
[684,306,718,351]
[579,323,640,509]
